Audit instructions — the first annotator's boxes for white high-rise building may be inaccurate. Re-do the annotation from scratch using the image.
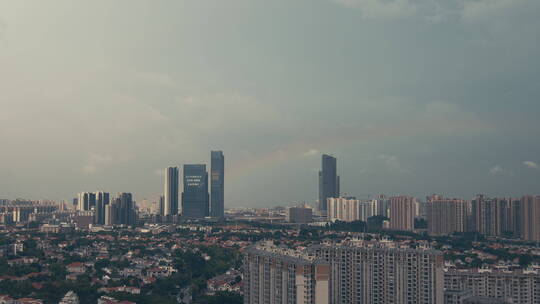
[77,192,96,211]
[327,197,376,222]
[164,167,179,216]
[244,240,444,304]
[244,242,330,304]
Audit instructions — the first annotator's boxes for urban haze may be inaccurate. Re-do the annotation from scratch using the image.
[1,1,539,206]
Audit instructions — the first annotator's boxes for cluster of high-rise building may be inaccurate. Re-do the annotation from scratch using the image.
[160,151,225,220]
[0,200,59,224]
[76,191,136,226]
[243,239,445,304]
[327,197,376,222]
[426,194,540,242]
[316,154,540,242]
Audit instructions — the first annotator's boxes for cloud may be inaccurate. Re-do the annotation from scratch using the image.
[523,161,539,169]
[378,154,401,169]
[329,0,527,22]
[489,165,504,175]
[331,0,419,19]
[134,71,175,87]
[303,149,320,157]
[81,153,114,174]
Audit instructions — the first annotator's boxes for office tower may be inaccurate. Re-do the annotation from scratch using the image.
[426,195,468,236]
[389,195,416,231]
[106,193,136,226]
[445,269,540,303]
[318,154,339,212]
[244,242,330,304]
[313,240,444,304]
[287,203,313,223]
[77,192,96,211]
[182,164,209,219]
[158,195,165,216]
[210,151,225,218]
[164,167,179,216]
[94,191,109,225]
[521,195,540,242]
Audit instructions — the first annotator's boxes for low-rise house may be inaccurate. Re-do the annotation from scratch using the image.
[66,262,85,274]
[146,266,176,278]
[98,286,141,295]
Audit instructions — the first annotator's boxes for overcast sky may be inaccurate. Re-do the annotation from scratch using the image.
[0,0,539,207]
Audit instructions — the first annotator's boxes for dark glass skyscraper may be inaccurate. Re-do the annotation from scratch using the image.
[319,154,340,212]
[182,164,209,219]
[95,191,109,225]
[164,166,179,216]
[210,151,225,218]
[105,192,136,226]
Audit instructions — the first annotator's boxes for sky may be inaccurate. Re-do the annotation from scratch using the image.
[0,0,539,207]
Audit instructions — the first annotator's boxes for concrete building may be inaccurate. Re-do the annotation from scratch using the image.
[445,269,540,304]
[521,195,540,242]
[77,192,96,211]
[389,195,416,231]
[426,195,468,236]
[164,167,179,216]
[210,151,225,218]
[94,191,109,225]
[318,154,339,213]
[327,197,375,222]
[244,240,444,304]
[158,195,165,217]
[312,239,444,304]
[243,242,330,304]
[471,195,506,236]
[105,193,136,226]
[444,290,473,304]
[287,203,313,223]
[182,164,209,219]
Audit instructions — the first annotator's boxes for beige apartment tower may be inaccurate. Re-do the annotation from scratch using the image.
[426,195,468,236]
[521,195,540,242]
[243,242,329,304]
[244,240,444,304]
[389,195,416,231]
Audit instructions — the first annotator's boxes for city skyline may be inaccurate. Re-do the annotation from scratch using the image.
[1,1,540,207]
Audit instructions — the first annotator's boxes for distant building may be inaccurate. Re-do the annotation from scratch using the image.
[287,203,313,223]
[164,167,179,216]
[471,195,506,236]
[77,192,96,211]
[426,195,468,236]
[318,154,339,213]
[210,151,225,218]
[389,195,416,231]
[158,195,165,216]
[327,197,375,222]
[182,164,209,219]
[105,193,136,226]
[521,195,540,242]
[94,191,109,225]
